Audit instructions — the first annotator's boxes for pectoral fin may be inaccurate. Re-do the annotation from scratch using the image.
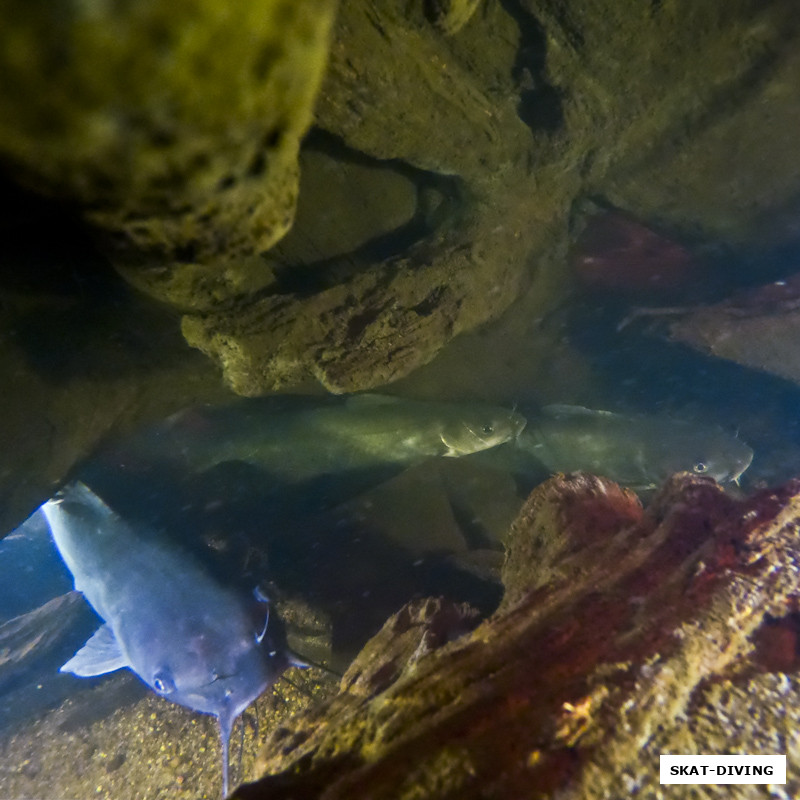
[61,623,129,677]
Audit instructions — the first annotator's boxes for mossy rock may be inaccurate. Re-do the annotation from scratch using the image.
[0,0,338,303]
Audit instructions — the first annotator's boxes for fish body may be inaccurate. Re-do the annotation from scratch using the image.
[41,481,283,797]
[515,404,753,488]
[112,394,525,476]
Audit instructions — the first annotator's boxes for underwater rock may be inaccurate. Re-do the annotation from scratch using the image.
[326,461,471,560]
[2,0,800,396]
[231,472,800,799]
[543,0,800,252]
[424,0,484,36]
[436,456,522,546]
[268,146,419,267]
[180,0,540,394]
[603,15,800,250]
[668,272,800,387]
[179,219,535,394]
[0,0,338,310]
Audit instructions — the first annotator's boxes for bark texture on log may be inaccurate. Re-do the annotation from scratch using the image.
[670,271,800,389]
[232,472,800,799]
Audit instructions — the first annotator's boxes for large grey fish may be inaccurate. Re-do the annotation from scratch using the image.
[82,394,527,522]
[510,404,753,489]
[97,394,526,478]
[41,481,288,797]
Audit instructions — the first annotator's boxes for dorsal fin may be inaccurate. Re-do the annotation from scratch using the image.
[542,404,618,419]
[345,394,402,408]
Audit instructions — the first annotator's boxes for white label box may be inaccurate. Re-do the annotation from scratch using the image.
[660,755,786,784]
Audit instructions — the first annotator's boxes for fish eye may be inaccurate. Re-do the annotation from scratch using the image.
[481,424,494,435]
[693,462,708,474]
[152,670,176,694]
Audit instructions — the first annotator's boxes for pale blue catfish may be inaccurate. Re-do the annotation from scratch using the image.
[41,481,287,797]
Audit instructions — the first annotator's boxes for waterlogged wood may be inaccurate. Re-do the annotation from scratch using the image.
[232,473,800,800]
[0,591,89,690]
[670,271,800,387]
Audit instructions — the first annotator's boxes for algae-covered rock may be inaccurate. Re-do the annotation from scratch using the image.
[180,0,544,393]
[604,24,800,248]
[180,191,543,393]
[0,0,338,309]
[5,0,800,396]
[425,0,484,35]
[270,145,419,267]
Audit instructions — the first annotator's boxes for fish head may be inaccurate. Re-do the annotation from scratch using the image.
[681,432,754,485]
[439,406,527,456]
[44,482,108,529]
[649,425,754,486]
[143,630,284,798]
[142,624,281,718]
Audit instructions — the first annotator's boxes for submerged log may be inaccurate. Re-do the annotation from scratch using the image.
[232,472,800,799]
[669,271,800,389]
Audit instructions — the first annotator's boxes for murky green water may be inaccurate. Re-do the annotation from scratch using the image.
[4,199,800,800]
[4,17,800,796]
[3,226,797,797]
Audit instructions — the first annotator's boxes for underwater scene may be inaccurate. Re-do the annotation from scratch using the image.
[3,1,800,799]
